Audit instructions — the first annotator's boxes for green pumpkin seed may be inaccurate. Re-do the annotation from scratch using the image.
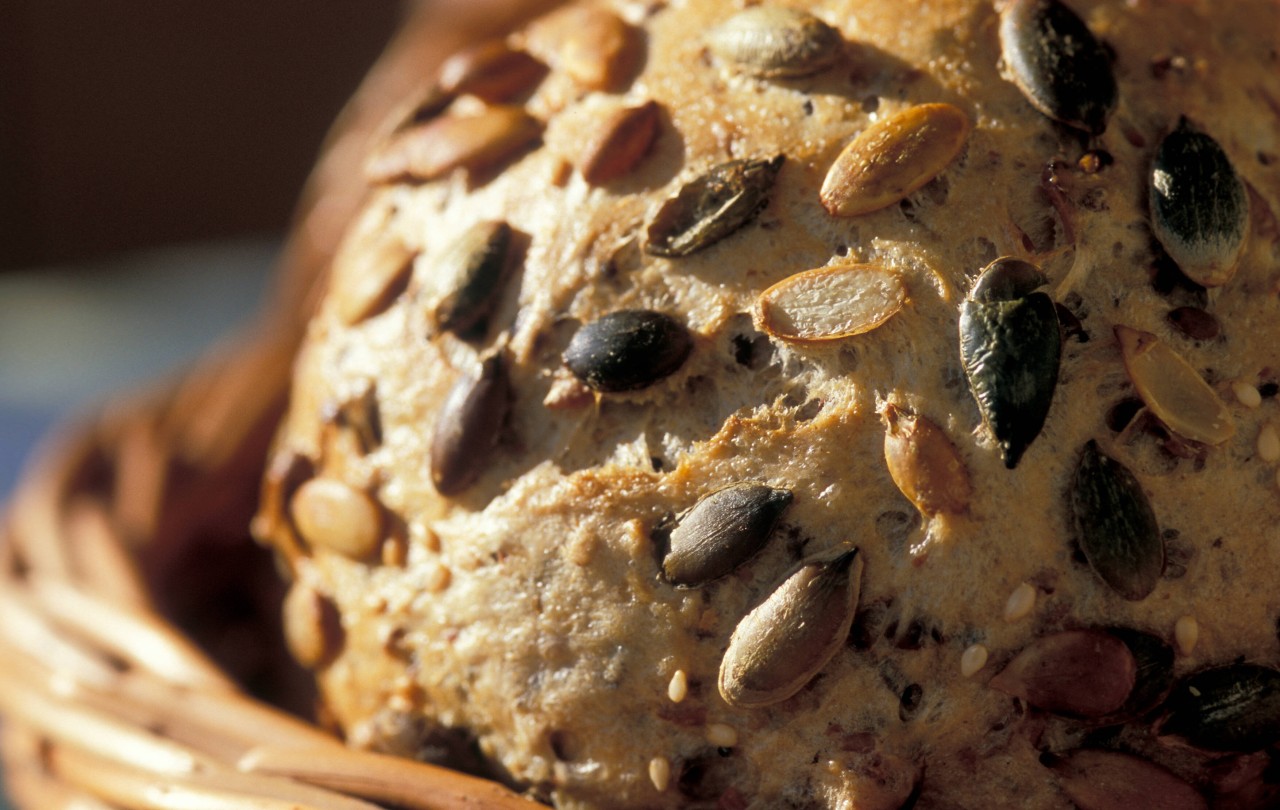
[1069,440,1163,601]
[430,353,510,495]
[1048,750,1208,810]
[1106,627,1175,718]
[645,156,784,257]
[719,549,862,708]
[662,483,793,587]
[1150,118,1249,287]
[707,7,843,78]
[958,258,1061,468]
[1159,663,1280,752]
[431,221,513,336]
[563,309,693,392]
[988,629,1136,717]
[999,0,1117,135]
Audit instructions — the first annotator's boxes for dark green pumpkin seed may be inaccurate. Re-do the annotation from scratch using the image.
[433,221,513,335]
[1106,627,1175,718]
[430,353,509,495]
[1150,118,1248,288]
[563,310,693,392]
[1070,440,1163,601]
[999,0,1117,135]
[662,483,793,587]
[1159,664,1280,752]
[645,156,784,257]
[959,258,1061,468]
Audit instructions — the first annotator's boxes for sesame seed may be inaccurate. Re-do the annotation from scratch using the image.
[1258,424,1280,462]
[648,756,671,791]
[667,669,689,703]
[705,723,738,748]
[1175,615,1200,656]
[1003,582,1036,622]
[960,643,988,677]
[1233,381,1263,409]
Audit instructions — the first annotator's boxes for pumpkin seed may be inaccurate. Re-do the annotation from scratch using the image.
[1048,749,1208,810]
[290,478,384,560]
[564,309,693,393]
[707,7,842,78]
[1069,440,1163,601]
[998,0,1117,135]
[958,258,1061,468]
[429,221,513,336]
[662,483,793,587]
[1158,663,1280,752]
[579,100,661,185]
[719,549,862,708]
[430,353,510,495]
[1115,325,1235,445]
[525,5,640,91]
[438,40,547,102]
[1150,118,1249,287]
[756,263,905,344]
[645,156,785,257]
[881,404,971,517]
[988,629,1136,717]
[1106,627,1175,718]
[334,233,416,326]
[366,106,541,183]
[820,103,970,217]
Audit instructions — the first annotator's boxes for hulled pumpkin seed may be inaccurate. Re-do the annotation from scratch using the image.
[1107,627,1175,718]
[998,0,1117,135]
[756,263,905,344]
[334,233,416,326]
[820,103,970,218]
[1048,749,1208,810]
[662,483,793,587]
[881,404,971,517]
[707,7,843,78]
[290,478,384,560]
[579,100,661,185]
[645,156,784,257]
[438,40,547,103]
[1115,325,1235,445]
[1159,663,1280,752]
[525,5,640,91]
[1069,440,1163,601]
[988,629,1136,717]
[564,309,693,392]
[1150,118,1249,287]
[430,353,510,496]
[430,221,513,336]
[958,258,1061,468]
[366,106,542,183]
[719,549,863,708]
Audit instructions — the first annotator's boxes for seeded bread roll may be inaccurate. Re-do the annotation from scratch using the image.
[257,0,1280,807]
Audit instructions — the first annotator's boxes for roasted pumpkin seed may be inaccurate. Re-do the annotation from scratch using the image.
[662,483,793,587]
[820,103,970,217]
[429,221,513,336]
[1106,627,1175,718]
[958,258,1061,468]
[1048,749,1208,810]
[366,106,542,183]
[881,404,971,516]
[998,0,1117,135]
[290,478,384,560]
[645,156,785,257]
[1158,663,1280,752]
[719,549,863,708]
[430,353,510,495]
[564,309,693,392]
[988,629,1136,717]
[756,263,905,344]
[579,101,661,185]
[438,40,547,102]
[1069,440,1163,601]
[334,233,416,326]
[707,7,843,78]
[525,5,640,91]
[1115,325,1235,445]
[1150,118,1249,287]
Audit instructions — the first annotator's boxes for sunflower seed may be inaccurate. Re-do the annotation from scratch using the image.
[880,404,971,517]
[1115,325,1235,445]
[366,106,541,183]
[662,483,793,587]
[719,549,863,708]
[326,384,383,454]
[707,7,842,78]
[283,578,343,669]
[645,156,784,257]
[988,629,1136,717]
[290,478,384,560]
[579,100,661,185]
[525,5,640,91]
[756,263,905,344]
[1166,306,1220,341]
[998,0,1117,135]
[438,40,547,102]
[820,103,970,217]
[1048,749,1208,810]
[564,310,693,393]
[1106,627,1175,718]
[958,258,1061,468]
[430,353,510,495]
[1158,663,1280,752]
[430,221,513,336]
[1069,440,1163,601]
[1150,119,1248,287]
[334,233,417,326]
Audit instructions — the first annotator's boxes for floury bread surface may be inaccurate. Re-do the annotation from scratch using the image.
[257,0,1280,806]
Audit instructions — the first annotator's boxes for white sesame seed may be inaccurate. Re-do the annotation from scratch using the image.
[1233,381,1263,409]
[648,756,671,791]
[667,669,688,703]
[705,723,738,748]
[1003,582,1037,622]
[960,644,989,677]
[1259,424,1280,462]
[1175,615,1200,656]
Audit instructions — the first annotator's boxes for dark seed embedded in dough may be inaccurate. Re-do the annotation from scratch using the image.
[645,156,784,257]
[563,310,693,392]
[662,483,793,587]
